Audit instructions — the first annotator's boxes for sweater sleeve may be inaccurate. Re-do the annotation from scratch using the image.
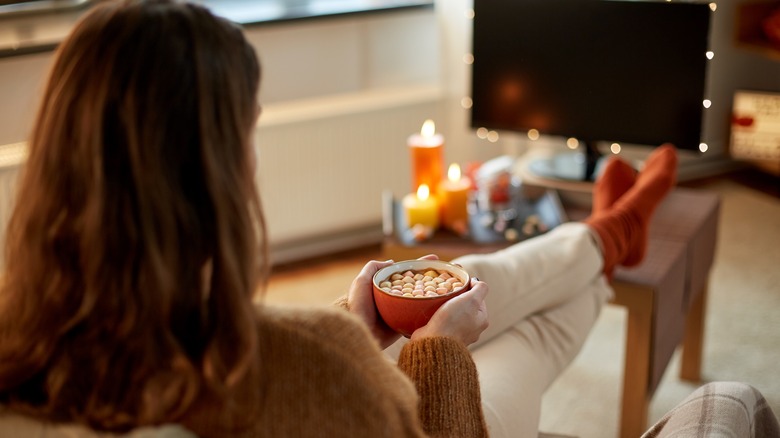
[397,337,488,437]
[333,294,349,310]
[333,294,488,436]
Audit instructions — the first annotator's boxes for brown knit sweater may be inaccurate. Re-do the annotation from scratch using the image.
[0,302,488,437]
[186,303,488,437]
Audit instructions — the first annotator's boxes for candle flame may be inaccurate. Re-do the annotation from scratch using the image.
[447,163,461,182]
[416,184,430,201]
[421,119,436,138]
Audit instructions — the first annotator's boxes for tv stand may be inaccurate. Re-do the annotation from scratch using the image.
[527,140,605,182]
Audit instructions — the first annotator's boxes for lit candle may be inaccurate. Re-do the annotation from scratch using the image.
[403,184,439,229]
[408,119,444,197]
[439,163,471,233]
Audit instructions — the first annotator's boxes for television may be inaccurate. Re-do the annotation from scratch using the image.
[470,0,712,181]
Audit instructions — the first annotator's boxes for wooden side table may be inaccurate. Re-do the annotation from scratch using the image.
[382,187,720,438]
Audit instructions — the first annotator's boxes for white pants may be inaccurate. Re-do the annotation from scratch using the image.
[385,222,613,438]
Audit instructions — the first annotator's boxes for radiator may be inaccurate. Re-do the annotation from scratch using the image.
[0,142,25,267]
[257,85,444,264]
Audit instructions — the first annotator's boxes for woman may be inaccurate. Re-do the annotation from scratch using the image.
[0,1,486,435]
[1,1,761,437]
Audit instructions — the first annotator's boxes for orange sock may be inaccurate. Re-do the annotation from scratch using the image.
[585,144,678,276]
[592,157,636,215]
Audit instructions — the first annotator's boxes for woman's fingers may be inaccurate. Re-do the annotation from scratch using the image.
[355,259,393,283]
[411,278,489,345]
[348,259,401,349]
[449,280,489,344]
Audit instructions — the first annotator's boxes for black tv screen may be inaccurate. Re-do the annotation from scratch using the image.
[470,0,712,153]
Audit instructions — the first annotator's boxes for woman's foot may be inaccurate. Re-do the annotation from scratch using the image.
[585,144,678,276]
[592,157,636,215]
[616,144,677,266]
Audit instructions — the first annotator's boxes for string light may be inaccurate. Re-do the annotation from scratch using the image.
[610,143,621,154]
[701,0,715,158]
[465,9,474,19]
[527,129,540,140]
[476,127,489,139]
[487,131,500,142]
[566,138,579,149]
[461,97,473,109]
[463,53,474,65]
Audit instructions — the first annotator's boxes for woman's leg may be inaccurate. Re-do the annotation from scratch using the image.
[585,144,678,275]
[383,223,610,357]
[383,263,609,437]
[473,283,609,438]
[641,382,780,438]
[469,146,677,435]
[454,222,609,347]
[455,144,676,346]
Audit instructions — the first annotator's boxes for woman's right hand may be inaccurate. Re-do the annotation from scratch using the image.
[410,277,489,346]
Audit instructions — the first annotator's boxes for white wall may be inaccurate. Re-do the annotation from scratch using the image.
[247,10,440,104]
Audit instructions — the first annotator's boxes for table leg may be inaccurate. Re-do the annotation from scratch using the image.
[680,281,708,382]
[612,283,654,438]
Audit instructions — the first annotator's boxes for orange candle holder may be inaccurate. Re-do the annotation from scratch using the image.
[408,119,444,197]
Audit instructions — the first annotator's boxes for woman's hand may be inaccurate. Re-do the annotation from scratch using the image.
[411,277,489,346]
[347,255,440,349]
[347,259,401,349]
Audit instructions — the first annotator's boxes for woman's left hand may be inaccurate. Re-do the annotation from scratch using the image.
[347,255,439,349]
[347,259,400,349]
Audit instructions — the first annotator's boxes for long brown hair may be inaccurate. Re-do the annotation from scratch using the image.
[0,0,267,431]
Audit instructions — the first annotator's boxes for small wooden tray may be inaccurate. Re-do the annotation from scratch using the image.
[383,185,568,249]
